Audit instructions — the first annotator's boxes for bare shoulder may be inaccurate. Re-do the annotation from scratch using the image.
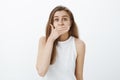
[75,38,85,48]
[74,38,86,56]
[39,36,46,46]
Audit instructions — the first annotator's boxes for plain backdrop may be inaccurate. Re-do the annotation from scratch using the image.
[0,0,120,80]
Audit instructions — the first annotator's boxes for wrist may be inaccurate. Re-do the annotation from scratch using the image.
[48,36,55,43]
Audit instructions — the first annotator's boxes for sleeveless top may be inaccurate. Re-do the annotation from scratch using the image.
[40,36,77,80]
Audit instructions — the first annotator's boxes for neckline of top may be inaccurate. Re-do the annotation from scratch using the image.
[57,36,73,44]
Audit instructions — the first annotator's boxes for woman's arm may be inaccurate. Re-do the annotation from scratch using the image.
[75,39,86,80]
[36,24,69,77]
[36,36,54,77]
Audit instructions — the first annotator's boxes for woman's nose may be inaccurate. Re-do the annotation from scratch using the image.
[58,19,64,25]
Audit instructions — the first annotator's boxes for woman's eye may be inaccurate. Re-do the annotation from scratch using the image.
[63,18,68,21]
[54,18,59,21]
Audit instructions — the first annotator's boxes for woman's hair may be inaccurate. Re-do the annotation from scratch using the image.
[45,5,79,64]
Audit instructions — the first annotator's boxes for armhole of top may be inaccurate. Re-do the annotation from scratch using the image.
[73,37,77,59]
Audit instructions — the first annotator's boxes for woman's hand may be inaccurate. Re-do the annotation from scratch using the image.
[49,24,69,40]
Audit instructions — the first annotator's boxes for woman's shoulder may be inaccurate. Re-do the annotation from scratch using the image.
[39,36,46,44]
[74,38,85,47]
[74,37,86,55]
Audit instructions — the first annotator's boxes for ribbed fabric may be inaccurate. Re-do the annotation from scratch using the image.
[40,36,77,80]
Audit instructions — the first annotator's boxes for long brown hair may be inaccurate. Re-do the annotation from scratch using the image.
[45,5,79,64]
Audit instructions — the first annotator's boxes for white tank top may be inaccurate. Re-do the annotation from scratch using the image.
[40,36,77,80]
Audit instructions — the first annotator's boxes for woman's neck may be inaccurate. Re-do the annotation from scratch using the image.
[58,32,69,41]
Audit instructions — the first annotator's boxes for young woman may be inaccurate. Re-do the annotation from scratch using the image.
[36,5,86,80]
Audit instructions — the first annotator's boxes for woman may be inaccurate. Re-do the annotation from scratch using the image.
[36,5,86,80]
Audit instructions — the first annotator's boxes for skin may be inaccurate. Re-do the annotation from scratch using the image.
[36,10,86,80]
[50,10,71,41]
[75,38,85,80]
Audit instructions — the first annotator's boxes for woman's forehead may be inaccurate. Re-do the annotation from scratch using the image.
[54,10,70,17]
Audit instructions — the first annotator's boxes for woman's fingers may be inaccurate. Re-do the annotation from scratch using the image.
[57,27,69,31]
[50,24,54,30]
[49,24,70,39]
[57,29,69,35]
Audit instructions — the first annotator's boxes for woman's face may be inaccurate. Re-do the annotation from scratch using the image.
[53,10,71,31]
